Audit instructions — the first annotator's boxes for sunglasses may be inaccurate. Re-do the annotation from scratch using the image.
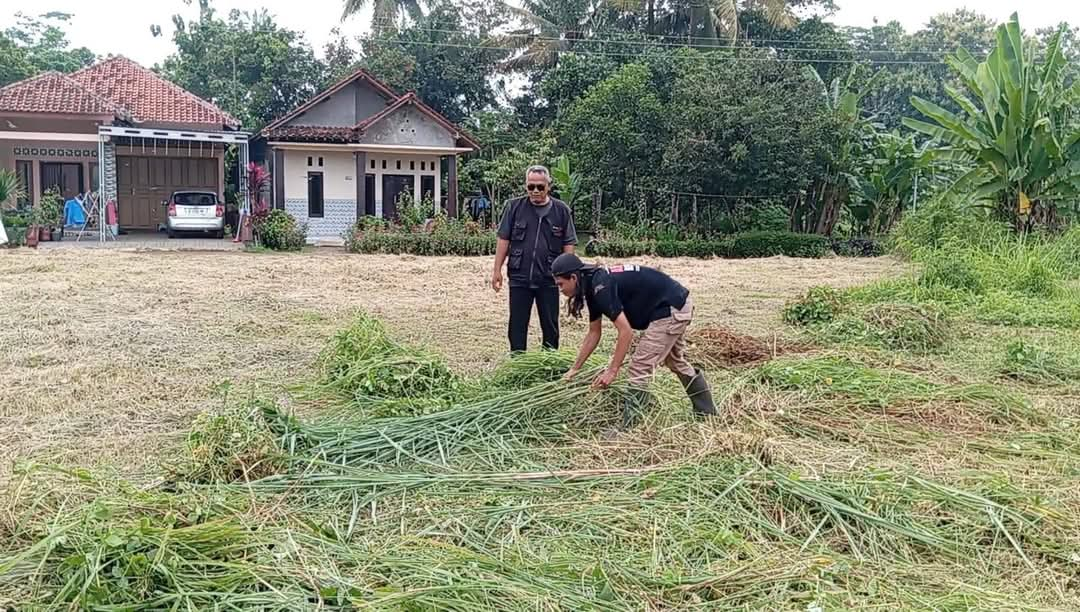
[526,183,547,192]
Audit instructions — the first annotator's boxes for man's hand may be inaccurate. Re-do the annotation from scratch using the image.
[491,270,503,292]
[592,367,619,390]
[563,368,580,382]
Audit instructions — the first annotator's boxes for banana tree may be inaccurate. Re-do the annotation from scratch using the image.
[849,131,935,234]
[903,13,1080,230]
[791,65,879,235]
[550,154,584,210]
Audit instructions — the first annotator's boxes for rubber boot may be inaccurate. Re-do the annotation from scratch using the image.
[678,368,717,417]
[602,387,653,439]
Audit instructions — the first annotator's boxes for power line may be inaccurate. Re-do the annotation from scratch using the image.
[360,36,955,65]
[192,21,991,57]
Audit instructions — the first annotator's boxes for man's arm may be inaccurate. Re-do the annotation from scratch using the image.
[564,319,602,380]
[492,238,509,292]
[563,205,577,254]
[492,202,514,292]
[593,314,634,389]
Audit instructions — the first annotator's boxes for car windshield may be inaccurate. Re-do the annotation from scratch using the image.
[174,193,217,206]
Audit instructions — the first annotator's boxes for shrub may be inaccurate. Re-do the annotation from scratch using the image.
[254,209,306,251]
[888,195,1008,260]
[783,286,846,326]
[919,255,983,294]
[589,231,827,259]
[723,231,830,259]
[832,237,885,257]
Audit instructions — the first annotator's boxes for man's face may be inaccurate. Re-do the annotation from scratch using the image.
[555,274,577,298]
[525,173,549,204]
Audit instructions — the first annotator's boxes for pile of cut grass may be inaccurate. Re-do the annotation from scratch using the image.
[784,288,949,352]
[1001,339,1080,385]
[306,313,466,417]
[754,355,1038,426]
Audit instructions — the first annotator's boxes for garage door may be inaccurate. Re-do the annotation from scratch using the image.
[117,157,219,229]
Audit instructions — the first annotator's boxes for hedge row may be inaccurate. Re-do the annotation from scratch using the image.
[588,231,832,259]
[344,230,877,260]
[346,232,498,256]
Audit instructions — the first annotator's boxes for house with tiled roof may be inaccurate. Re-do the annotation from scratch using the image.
[256,69,478,240]
[0,56,243,232]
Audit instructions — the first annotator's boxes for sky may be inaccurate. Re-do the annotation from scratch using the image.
[1,1,1079,68]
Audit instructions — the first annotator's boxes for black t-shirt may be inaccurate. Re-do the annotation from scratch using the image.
[585,264,690,330]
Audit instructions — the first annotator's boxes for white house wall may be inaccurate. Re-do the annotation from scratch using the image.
[282,149,442,241]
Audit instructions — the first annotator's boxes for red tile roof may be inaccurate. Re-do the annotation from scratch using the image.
[0,71,122,116]
[263,125,360,143]
[69,57,238,128]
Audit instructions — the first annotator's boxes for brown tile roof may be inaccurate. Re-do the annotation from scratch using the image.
[0,71,122,116]
[263,126,360,143]
[68,56,239,128]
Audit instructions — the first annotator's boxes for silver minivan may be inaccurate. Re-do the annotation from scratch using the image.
[165,191,224,239]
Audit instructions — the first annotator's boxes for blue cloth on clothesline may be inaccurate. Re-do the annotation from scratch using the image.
[64,198,86,227]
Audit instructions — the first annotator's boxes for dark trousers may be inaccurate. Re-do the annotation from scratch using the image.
[508,285,560,353]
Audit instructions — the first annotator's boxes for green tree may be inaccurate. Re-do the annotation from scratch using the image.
[0,34,35,87]
[904,13,1080,229]
[357,2,506,123]
[560,62,667,221]
[1,12,95,85]
[662,50,836,230]
[155,0,326,128]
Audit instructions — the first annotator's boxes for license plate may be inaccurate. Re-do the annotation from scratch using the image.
[183,206,209,217]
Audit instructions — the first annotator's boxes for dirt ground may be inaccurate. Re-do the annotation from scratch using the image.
[0,248,902,482]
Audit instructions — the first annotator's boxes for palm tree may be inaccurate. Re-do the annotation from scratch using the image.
[489,0,606,71]
[342,0,425,33]
[682,0,796,43]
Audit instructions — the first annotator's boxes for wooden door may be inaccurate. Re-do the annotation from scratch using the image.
[117,157,218,229]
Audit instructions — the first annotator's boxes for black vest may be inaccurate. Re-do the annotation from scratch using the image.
[504,196,573,288]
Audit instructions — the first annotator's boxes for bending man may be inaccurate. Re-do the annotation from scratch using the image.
[552,253,716,430]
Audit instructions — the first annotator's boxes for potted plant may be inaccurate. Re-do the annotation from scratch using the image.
[36,187,63,242]
[0,169,26,247]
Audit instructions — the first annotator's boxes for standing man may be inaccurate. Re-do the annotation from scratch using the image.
[551,253,716,431]
[492,165,577,353]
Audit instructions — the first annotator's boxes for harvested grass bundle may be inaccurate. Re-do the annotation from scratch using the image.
[268,368,631,468]
[1002,339,1080,385]
[488,349,598,389]
[0,467,317,610]
[782,286,847,326]
[755,356,1038,425]
[800,301,950,353]
[169,397,284,484]
[310,313,463,416]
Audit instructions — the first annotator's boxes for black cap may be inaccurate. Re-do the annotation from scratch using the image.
[551,253,590,276]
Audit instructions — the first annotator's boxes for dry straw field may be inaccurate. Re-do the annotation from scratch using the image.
[3,247,1080,610]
